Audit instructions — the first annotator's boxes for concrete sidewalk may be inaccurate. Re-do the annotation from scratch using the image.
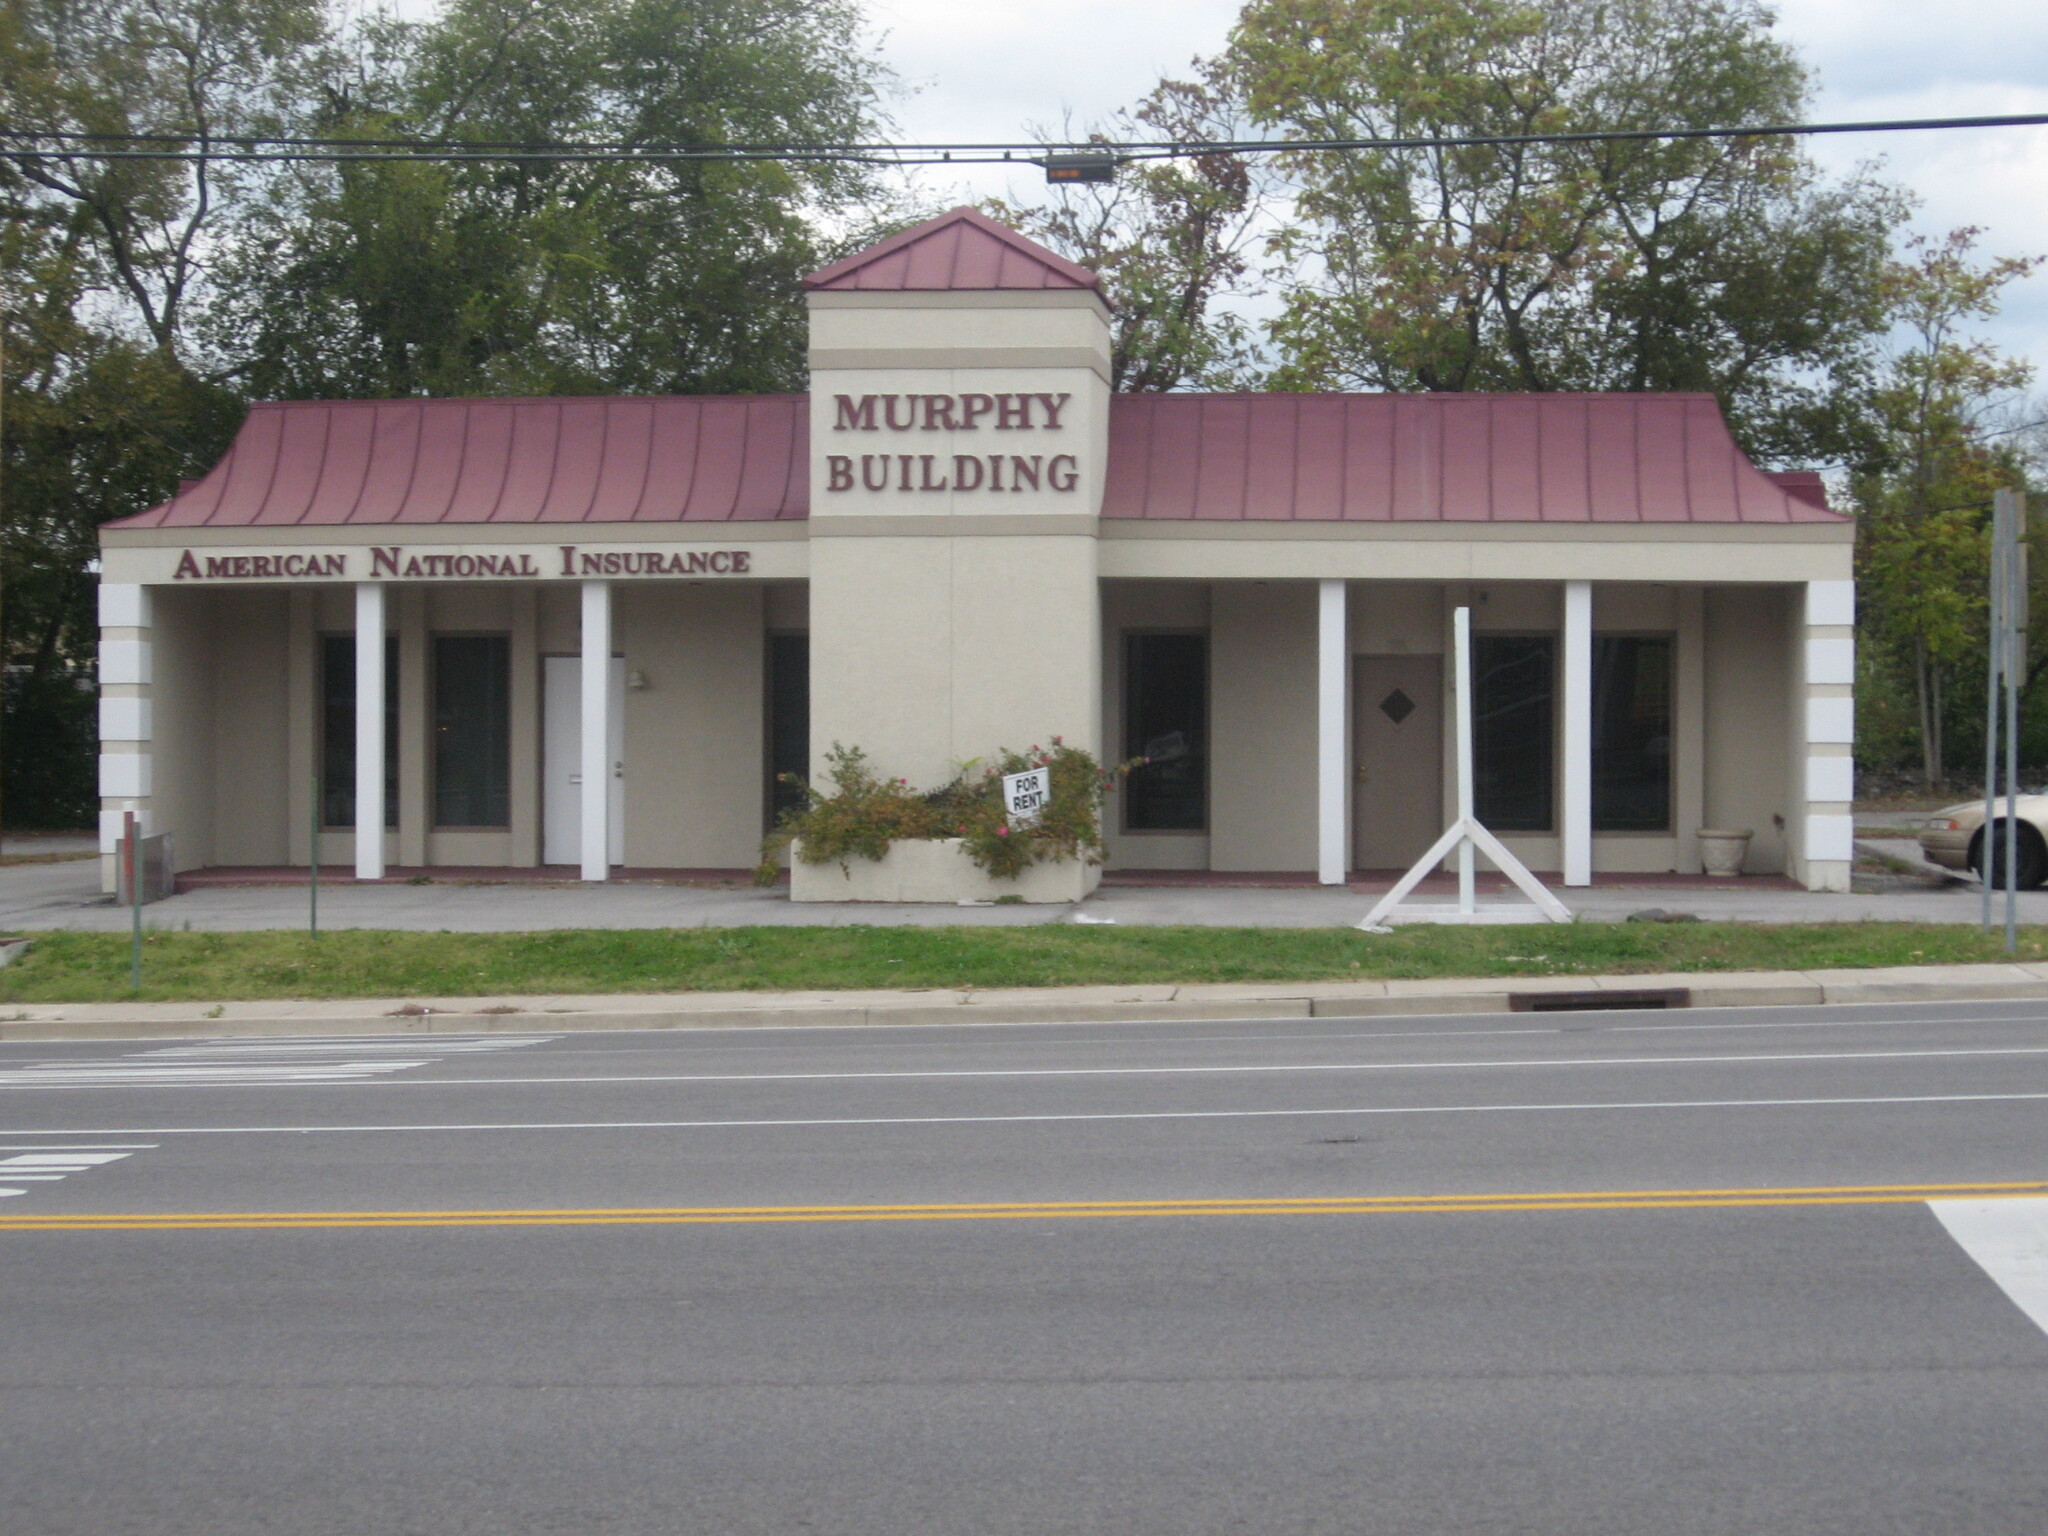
[6,961,2048,1042]
[1,849,2035,932]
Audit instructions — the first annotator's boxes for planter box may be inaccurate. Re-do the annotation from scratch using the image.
[790,837,1102,904]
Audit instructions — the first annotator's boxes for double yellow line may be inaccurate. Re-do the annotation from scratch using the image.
[5,1180,2047,1231]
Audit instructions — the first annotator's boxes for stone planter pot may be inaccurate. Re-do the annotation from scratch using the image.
[1696,828,1754,878]
[789,837,1103,904]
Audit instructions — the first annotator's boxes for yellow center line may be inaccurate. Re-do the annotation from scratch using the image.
[5,1180,2046,1231]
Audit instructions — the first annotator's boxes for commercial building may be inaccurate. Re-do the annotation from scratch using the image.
[96,207,1856,895]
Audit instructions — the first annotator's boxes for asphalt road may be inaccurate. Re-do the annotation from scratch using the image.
[4,1000,2047,1535]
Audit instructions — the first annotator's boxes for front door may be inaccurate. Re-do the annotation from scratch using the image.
[542,655,625,867]
[1353,655,1443,870]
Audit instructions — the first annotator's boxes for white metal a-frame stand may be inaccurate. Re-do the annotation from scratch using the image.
[1359,606,1572,931]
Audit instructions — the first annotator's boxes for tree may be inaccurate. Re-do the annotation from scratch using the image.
[1225,0,1906,462]
[1852,229,2043,789]
[987,62,1271,392]
[212,0,890,399]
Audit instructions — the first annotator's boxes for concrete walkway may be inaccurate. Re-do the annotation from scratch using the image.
[3,836,2036,933]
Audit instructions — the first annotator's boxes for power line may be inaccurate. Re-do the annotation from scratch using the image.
[1,110,2046,167]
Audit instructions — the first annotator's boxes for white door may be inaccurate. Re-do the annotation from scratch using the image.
[543,655,625,867]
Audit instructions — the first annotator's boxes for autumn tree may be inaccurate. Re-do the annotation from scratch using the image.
[1224,0,1906,461]
[1852,230,2043,789]
[987,62,1271,392]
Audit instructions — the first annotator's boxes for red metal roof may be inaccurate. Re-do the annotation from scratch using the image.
[1100,393,1846,523]
[110,395,809,528]
[108,387,1842,532]
[803,206,1100,293]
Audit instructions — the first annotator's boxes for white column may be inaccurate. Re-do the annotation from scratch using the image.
[1561,580,1592,887]
[354,582,386,880]
[1317,579,1348,885]
[580,579,612,882]
[97,584,154,894]
[1801,579,1856,891]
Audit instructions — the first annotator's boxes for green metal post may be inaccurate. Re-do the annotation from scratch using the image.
[125,809,141,992]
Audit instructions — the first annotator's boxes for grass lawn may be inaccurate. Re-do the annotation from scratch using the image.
[1,922,2045,1004]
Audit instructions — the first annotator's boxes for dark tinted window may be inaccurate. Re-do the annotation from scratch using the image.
[433,636,510,828]
[1593,636,1673,832]
[1474,635,1553,832]
[320,635,398,829]
[767,634,810,828]
[1124,633,1207,831]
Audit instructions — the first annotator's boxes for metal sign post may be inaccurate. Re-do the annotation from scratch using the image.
[124,809,142,991]
[1983,488,2027,952]
[310,769,320,938]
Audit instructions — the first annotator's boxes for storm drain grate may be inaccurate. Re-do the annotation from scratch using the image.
[1507,988,1691,1013]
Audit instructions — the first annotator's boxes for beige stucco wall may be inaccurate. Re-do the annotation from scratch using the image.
[149,586,218,873]
[1100,581,1210,870]
[1210,583,1318,872]
[209,591,293,865]
[1704,586,1793,874]
[617,583,766,868]
[808,533,1101,789]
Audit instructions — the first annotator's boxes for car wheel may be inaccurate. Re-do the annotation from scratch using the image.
[1972,822,2048,890]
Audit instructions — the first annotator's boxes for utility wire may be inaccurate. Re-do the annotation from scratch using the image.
[1,110,2046,166]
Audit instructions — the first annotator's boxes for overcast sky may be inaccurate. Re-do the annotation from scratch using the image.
[869,0,2048,377]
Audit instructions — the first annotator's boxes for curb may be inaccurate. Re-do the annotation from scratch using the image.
[4,962,2048,1043]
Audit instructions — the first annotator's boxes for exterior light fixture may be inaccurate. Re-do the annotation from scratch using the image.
[1043,152,1118,184]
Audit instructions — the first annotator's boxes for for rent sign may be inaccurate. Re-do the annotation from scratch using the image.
[1003,767,1050,827]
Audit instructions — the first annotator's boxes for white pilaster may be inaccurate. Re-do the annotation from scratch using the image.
[580,579,613,882]
[1317,579,1348,885]
[97,584,154,894]
[1561,580,1592,887]
[1800,579,1855,891]
[354,582,387,880]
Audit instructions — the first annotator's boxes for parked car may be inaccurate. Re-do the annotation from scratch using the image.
[1918,798,2048,888]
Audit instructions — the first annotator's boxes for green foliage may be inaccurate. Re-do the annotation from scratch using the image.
[760,740,1123,882]
[211,0,889,399]
[1849,229,2044,785]
[1223,0,1906,462]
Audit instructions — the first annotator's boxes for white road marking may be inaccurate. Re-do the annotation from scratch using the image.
[0,1089,2046,1138]
[22,1041,2045,1092]
[1930,1196,2048,1339]
[137,1036,556,1058]
[0,1034,559,1090]
[0,1145,152,1197]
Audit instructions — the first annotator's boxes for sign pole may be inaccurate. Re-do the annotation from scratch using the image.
[1984,497,2002,933]
[2003,490,2026,951]
[124,808,142,992]
[1453,606,1476,914]
[310,769,320,938]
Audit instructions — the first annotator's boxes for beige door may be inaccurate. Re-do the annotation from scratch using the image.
[1353,655,1443,870]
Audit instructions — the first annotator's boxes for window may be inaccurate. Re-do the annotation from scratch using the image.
[1474,635,1553,832]
[767,634,809,828]
[433,636,510,828]
[1592,636,1673,832]
[1124,633,1207,831]
[320,635,397,829]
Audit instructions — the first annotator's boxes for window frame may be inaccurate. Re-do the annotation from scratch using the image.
[764,630,810,832]
[430,631,513,832]
[317,632,399,832]
[1120,628,1211,835]
[1470,629,1558,835]
[1590,631,1676,836]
